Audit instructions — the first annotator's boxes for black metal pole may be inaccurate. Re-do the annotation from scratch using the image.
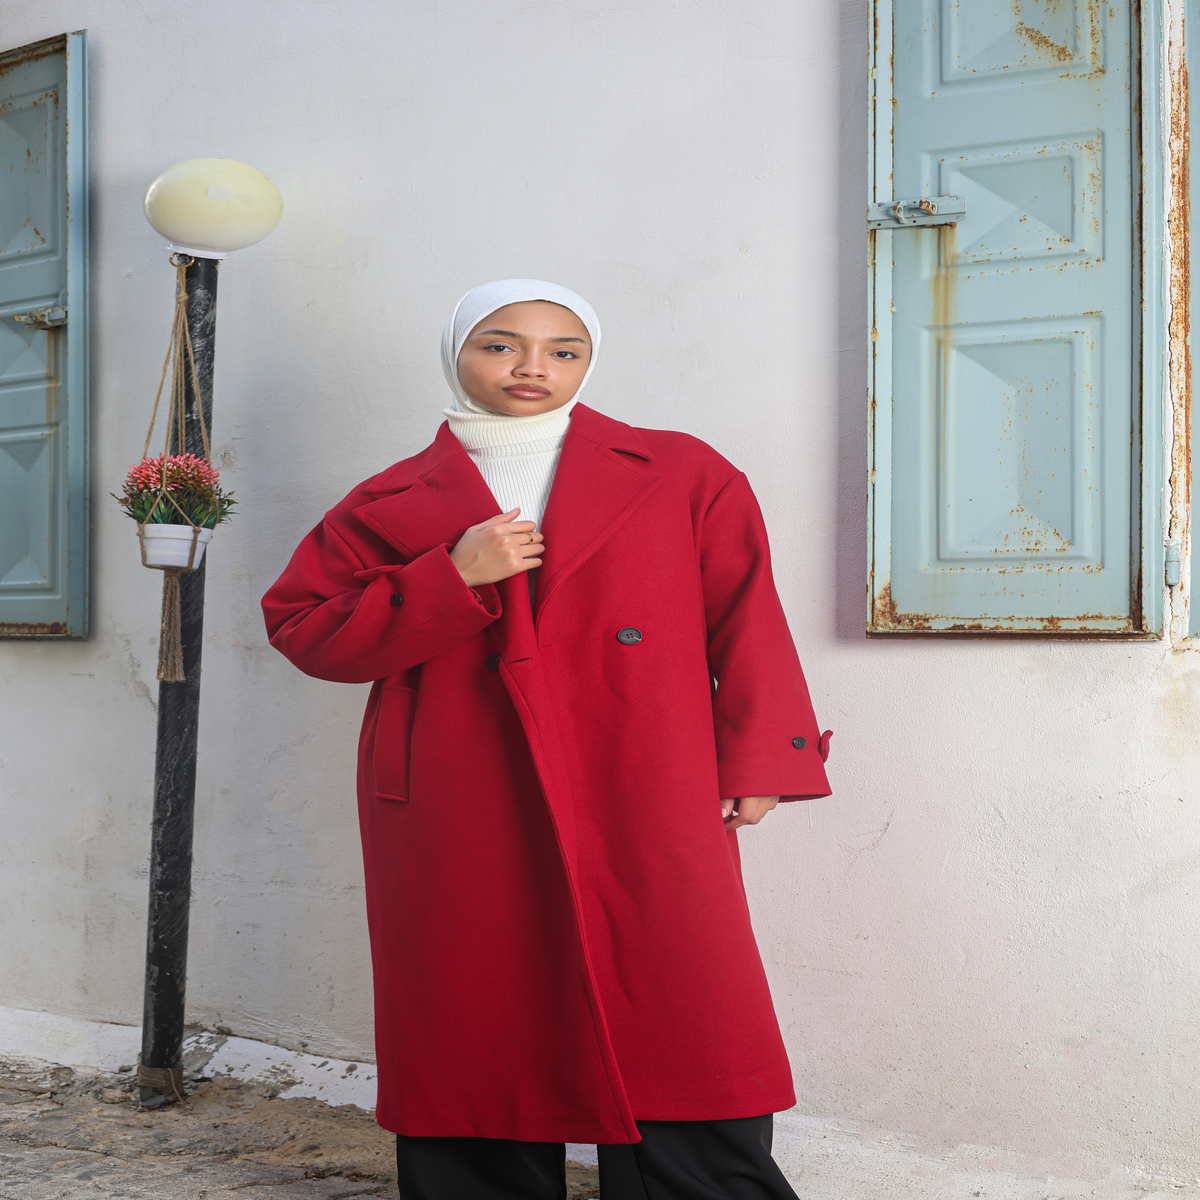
[139,256,219,1108]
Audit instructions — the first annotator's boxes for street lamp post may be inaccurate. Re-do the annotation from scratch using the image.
[136,159,281,1108]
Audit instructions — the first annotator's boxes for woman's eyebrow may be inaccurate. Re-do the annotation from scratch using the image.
[475,329,588,344]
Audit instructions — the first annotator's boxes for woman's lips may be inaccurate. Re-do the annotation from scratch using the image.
[504,387,551,399]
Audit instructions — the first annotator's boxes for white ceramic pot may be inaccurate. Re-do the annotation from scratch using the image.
[139,523,214,570]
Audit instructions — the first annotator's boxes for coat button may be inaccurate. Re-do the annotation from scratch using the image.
[616,627,643,645]
[390,593,404,607]
[792,736,806,749]
[485,653,501,671]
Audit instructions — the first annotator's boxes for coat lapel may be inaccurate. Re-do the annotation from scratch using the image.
[352,423,501,559]
[535,405,662,617]
[352,423,540,664]
[350,409,663,630]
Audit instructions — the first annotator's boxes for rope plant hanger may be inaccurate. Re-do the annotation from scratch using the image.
[114,254,235,681]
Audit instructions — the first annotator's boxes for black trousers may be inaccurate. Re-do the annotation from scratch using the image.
[394,1115,800,1200]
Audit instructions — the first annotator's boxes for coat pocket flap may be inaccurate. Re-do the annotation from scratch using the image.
[373,685,417,801]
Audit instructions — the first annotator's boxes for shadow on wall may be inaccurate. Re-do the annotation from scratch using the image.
[834,0,870,644]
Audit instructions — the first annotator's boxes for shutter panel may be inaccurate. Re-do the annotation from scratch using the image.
[0,32,88,638]
[868,0,1153,635]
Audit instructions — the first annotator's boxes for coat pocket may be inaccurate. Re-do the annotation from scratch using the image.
[373,684,417,801]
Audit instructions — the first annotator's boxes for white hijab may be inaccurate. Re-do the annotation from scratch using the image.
[440,279,601,418]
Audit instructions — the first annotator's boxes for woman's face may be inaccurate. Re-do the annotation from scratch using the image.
[457,301,591,416]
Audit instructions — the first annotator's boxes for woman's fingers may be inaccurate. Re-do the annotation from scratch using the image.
[491,526,541,540]
[450,510,546,585]
[486,521,538,540]
[722,796,780,829]
[468,508,522,533]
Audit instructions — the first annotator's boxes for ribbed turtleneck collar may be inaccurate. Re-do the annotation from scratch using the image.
[443,399,577,452]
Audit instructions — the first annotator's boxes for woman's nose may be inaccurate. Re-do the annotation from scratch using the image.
[513,353,546,378]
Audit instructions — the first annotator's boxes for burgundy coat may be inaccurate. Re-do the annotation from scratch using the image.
[262,404,831,1143]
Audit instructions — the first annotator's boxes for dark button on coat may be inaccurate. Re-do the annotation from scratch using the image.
[262,405,832,1144]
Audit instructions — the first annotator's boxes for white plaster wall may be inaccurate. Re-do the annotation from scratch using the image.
[1,0,1197,1187]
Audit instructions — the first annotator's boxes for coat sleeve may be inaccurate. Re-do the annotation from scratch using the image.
[262,514,501,684]
[700,471,832,803]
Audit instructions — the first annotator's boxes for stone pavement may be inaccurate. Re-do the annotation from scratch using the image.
[0,1057,600,1200]
[2,1045,1189,1200]
[0,1140,394,1200]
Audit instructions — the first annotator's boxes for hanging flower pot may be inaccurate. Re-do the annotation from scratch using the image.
[116,452,235,550]
[113,255,237,682]
[114,451,235,680]
[139,524,215,570]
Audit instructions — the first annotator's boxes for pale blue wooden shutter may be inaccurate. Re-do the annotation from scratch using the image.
[0,32,88,638]
[868,0,1156,635]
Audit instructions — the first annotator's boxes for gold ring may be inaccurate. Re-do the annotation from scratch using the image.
[527,532,535,544]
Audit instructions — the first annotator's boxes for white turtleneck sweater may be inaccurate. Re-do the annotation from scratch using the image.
[444,400,575,529]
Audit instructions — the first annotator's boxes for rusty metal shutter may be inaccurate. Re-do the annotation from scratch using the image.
[868,0,1157,635]
[0,32,88,638]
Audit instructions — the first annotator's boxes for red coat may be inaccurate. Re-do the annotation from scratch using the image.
[262,404,831,1143]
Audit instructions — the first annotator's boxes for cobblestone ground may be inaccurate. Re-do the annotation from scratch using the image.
[0,1058,600,1200]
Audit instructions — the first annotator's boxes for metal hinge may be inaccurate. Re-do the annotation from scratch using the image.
[1165,539,1182,587]
[867,196,967,230]
[10,306,67,329]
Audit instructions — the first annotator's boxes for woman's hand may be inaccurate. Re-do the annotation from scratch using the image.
[720,796,780,830]
[450,508,544,587]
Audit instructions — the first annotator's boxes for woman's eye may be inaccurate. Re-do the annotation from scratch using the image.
[552,350,580,359]
[482,343,512,353]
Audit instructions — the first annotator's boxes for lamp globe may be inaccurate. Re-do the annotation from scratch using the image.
[144,158,282,259]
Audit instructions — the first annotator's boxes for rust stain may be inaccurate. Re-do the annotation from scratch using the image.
[0,87,55,120]
[933,225,957,323]
[0,621,68,638]
[873,583,934,631]
[1015,21,1072,61]
[46,325,59,426]
[873,583,936,633]
[869,629,1151,638]
[869,588,1137,636]
[0,33,66,73]
[1166,40,1190,617]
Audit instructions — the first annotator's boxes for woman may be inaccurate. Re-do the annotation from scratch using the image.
[262,280,832,1199]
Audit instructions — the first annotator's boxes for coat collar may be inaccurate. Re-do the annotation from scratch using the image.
[351,406,661,617]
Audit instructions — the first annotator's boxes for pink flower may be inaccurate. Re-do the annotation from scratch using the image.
[123,454,221,495]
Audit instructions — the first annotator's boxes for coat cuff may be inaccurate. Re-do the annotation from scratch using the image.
[717,730,833,803]
[350,543,502,647]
